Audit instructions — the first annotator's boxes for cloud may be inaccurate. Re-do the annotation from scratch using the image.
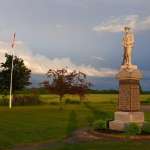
[91,56,104,61]
[93,15,150,32]
[0,41,117,77]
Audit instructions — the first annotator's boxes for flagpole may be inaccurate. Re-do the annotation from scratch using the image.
[9,33,16,109]
[9,50,14,109]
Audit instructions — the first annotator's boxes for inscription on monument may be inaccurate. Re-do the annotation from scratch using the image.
[118,79,140,112]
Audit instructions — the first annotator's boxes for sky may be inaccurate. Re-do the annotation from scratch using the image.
[0,0,150,89]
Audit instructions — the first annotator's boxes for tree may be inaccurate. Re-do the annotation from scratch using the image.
[42,68,91,106]
[43,68,72,106]
[69,71,91,102]
[0,53,31,93]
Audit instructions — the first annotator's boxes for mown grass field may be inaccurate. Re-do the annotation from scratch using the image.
[0,94,150,150]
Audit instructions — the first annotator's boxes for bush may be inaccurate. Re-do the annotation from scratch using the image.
[0,95,42,106]
[13,95,42,105]
[65,98,80,104]
[124,123,142,135]
[92,120,107,130]
[0,95,9,105]
[142,122,150,134]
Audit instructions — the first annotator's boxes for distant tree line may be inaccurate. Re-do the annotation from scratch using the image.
[87,89,118,94]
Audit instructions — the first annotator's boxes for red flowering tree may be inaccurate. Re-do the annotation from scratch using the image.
[69,71,91,102]
[42,68,91,107]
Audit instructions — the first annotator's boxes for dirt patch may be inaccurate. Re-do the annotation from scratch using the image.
[64,128,102,144]
[65,128,150,143]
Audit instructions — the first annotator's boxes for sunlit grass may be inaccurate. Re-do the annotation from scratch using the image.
[0,94,150,149]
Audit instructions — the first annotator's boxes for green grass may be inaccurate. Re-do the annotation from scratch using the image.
[0,94,150,150]
[41,141,150,150]
[0,104,95,149]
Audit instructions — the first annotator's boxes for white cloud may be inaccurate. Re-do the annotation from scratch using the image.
[91,56,104,61]
[0,41,117,77]
[93,15,150,32]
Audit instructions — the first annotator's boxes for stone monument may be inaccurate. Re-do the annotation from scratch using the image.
[109,27,144,131]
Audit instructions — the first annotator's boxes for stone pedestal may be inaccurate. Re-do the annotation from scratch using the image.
[109,66,144,131]
[109,112,144,131]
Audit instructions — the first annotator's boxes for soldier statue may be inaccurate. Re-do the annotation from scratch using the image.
[122,27,134,67]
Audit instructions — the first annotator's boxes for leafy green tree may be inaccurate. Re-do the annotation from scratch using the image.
[0,53,31,93]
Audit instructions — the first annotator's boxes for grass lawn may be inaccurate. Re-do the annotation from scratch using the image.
[42,141,150,150]
[0,94,150,150]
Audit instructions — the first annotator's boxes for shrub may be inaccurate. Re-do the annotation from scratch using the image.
[142,122,150,134]
[92,120,107,130]
[13,95,42,105]
[65,98,80,104]
[124,123,142,135]
[0,95,9,105]
[0,95,42,106]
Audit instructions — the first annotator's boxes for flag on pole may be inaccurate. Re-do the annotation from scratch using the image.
[9,33,16,109]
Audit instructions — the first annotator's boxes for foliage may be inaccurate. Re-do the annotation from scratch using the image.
[0,94,41,106]
[13,95,41,105]
[142,122,150,134]
[124,123,142,135]
[87,89,118,94]
[0,53,31,92]
[68,71,91,101]
[0,95,9,105]
[92,119,107,130]
[42,68,91,105]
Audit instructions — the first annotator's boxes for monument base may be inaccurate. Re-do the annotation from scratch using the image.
[109,111,144,131]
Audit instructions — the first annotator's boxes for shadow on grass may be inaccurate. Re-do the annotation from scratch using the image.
[84,102,113,121]
[66,110,78,135]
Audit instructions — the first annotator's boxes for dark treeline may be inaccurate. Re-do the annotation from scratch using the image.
[13,88,119,94]
[87,89,118,94]
[14,88,150,95]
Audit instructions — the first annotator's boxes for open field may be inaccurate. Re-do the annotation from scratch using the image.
[0,94,150,150]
